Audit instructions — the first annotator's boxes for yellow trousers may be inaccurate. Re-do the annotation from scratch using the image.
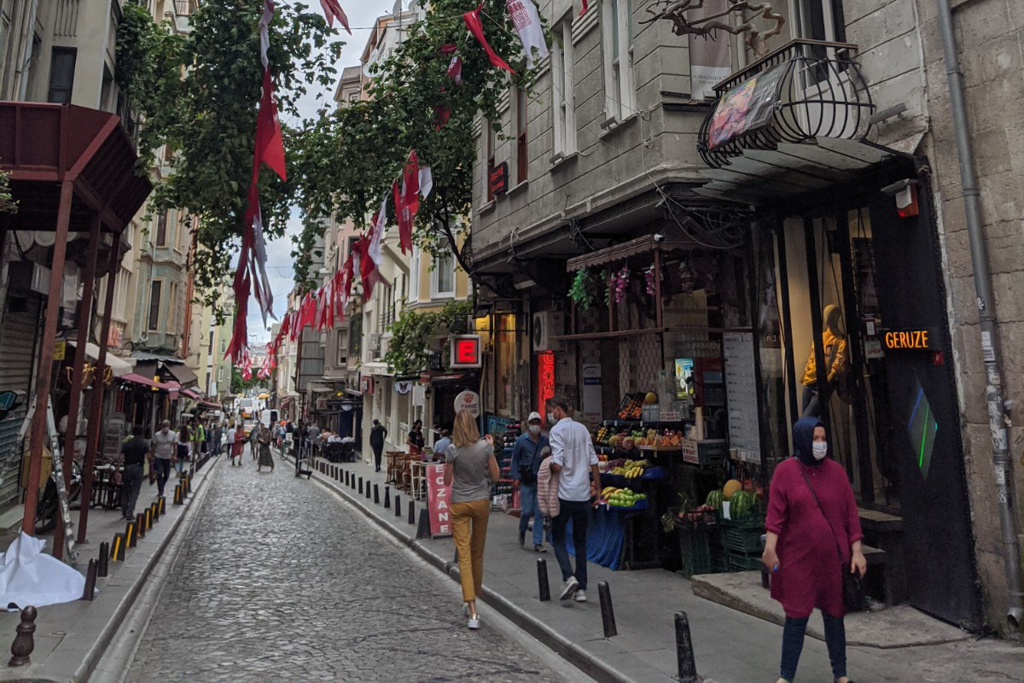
[450,498,490,602]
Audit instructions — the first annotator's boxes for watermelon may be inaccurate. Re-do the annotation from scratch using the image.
[730,491,756,518]
[705,489,725,512]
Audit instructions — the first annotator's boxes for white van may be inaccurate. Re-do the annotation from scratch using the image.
[260,409,279,427]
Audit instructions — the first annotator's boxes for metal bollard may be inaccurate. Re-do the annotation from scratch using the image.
[125,521,137,549]
[173,484,182,505]
[81,559,97,601]
[395,494,402,518]
[97,542,109,578]
[111,533,126,562]
[185,475,192,494]
[675,611,699,682]
[145,507,152,531]
[537,558,551,601]
[358,477,363,495]
[384,486,391,509]
[598,582,617,637]
[345,470,350,486]
[351,474,356,490]
[158,496,166,516]
[366,481,371,500]
[7,606,36,667]
[416,509,431,539]
[374,484,380,505]
[151,501,159,522]
[135,514,146,539]
[408,500,415,525]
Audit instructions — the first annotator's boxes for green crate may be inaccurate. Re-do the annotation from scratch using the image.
[722,526,763,554]
[677,528,713,578]
[720,513,765,530]
[710,546,730,573]
[727,549,763,572]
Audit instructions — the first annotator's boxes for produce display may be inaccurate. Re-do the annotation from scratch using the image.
[601,487,648,508]
[595,427,684,449]
[607,458,649,476]
[705,479,762,519]
[616,393,646,420]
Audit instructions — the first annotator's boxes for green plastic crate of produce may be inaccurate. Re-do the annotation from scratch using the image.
[723,526,763,554]
[727,549,763,572]
[677,528,714,578]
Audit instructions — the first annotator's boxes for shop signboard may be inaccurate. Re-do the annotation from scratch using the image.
[707,63,786,150]
[488,162,509,197]
[581,364,601,425]
[426,463,453,537]
[454,389,481,418]
[395,380,413,395]
[450,335,482,369]
[881,327,941,351]
[536,351,555,425]
[723,332,760,465]
[53,341,66,362]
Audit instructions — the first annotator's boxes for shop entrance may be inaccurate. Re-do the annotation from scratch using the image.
[767,186,981,627]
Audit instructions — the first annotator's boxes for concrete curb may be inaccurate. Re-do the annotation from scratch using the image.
[294,455,638,683]
[0,456,221,683]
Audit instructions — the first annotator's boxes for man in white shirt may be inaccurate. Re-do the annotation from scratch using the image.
[226,425,237,467]
[547,397,600,603]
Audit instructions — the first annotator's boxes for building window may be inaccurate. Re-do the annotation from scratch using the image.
[349,312,362,359]
[337,331,348,366]
[409,246,421,302]
[789,0,842,42]
[432,251,456,299]
[551,15,577,156]
[602,0,635,123]
[207,331,214,355]
[205,371,211,394]
[515,88,528,184]
[47,48,76,104]
[155,213,168,247]
[148,280,162,331]
[485,119,496,202]
[168,281,179,331]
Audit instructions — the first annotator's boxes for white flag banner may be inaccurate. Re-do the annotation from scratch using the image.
[688,0,732,100]
[251,204,275,324]
[368,195,387,266]
[418,167,433,199]
[506,0,548,70]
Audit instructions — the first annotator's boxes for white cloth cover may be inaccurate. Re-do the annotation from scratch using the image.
[0,532,87,609]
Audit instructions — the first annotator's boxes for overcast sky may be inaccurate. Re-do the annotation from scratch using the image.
[247,0,397,342]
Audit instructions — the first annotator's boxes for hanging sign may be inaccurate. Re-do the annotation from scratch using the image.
[53,341,66,362]
[488,162,509,198]
[360,375,374,394]
[395,380,413,395]
[426,463,453,537]
[450,335,482,369]
[882,328,940,351]
[454,389,481,418]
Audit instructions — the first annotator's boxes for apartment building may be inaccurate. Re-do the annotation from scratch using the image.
[470,0,1024,632]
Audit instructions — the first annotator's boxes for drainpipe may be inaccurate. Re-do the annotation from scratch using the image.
[935,0,1023,629]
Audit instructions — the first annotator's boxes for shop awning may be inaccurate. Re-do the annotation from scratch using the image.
[166,363,199,388]
[566,234,698,272]
[419,372,471,386]
[199,400,222,410]
[120,373,181,394]
[182,388,200,400]
[66,341,132,377]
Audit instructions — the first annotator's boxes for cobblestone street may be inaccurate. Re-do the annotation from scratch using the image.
[125,454,578,682]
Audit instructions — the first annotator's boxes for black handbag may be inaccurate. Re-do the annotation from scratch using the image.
[799,467,865,612]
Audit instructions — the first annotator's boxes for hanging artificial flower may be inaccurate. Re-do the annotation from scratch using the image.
[610,265,629,304]
[644,266,657,296]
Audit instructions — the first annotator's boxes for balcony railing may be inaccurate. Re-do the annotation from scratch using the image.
[698,40,874,169]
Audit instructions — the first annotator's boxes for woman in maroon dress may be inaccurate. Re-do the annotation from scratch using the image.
[762,417,866,683]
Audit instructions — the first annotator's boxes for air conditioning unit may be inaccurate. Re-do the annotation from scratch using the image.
[368,333,381,352]
[532,311,564,352]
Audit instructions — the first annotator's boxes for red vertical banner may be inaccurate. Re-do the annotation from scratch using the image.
[536,351,555,425]
[426,463,452,537]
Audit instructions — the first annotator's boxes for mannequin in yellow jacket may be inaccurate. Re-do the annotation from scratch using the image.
[801,304,848,417]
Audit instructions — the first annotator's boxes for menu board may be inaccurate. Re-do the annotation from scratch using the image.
[722,332,761,465]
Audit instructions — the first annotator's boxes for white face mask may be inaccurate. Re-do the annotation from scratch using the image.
[529,425,541,436]
[812,442,828,461]
[547,413,556,424]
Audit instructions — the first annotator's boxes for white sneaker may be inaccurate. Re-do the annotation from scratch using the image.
[467,615,480,630]
[574,589,587,603]
[559,576,579,601]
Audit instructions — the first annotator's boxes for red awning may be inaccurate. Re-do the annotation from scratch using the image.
[199,400,222,410]
[120,373,181,393]
[182,388,200,400]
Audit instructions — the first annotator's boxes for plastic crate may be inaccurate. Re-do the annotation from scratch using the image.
[722,526,763,554]
[720,512,765,530]
[727,549,763,572]
[677,528,713,578]
[710,546,730,573]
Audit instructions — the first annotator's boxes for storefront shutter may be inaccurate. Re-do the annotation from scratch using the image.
[0,299,41,513]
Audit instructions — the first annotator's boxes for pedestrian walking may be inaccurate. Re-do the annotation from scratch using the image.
[762,417,865,683]
[511,412,549,552]
[431,429,451,463]
[226,423,237,466]
[256,423,274,472]
[249,421,260,460]
[151,420,176,497]
[407,419,424,456]
[191,418,206,461]
[212,421,223,457]
[176,424,191,478]
[547,397,600,603]
[307,422,321,458]
[370,419,387,472]
[118,425,150,520]
[444,410,500,630]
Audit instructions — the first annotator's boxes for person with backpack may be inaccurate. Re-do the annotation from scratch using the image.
[511,411,549,552]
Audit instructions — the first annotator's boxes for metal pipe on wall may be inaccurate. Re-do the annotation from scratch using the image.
[935,0,1023,629]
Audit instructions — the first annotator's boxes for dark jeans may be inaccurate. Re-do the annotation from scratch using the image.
[780,613,847,681]
[153,458,172,497]
[121,463,144,519]
[551,498,591,590]
[372,444,383,471]
[801,385,820,418]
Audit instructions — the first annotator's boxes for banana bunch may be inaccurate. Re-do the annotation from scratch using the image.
[625,466,645,479]
[601,486,620,498]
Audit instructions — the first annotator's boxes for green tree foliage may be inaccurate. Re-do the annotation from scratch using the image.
[120,1,344,311]
[291,0,542,291]
[383,299,474,376]
[0,169,15,214]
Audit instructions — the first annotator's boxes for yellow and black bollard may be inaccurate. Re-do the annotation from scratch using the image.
[111,533,126,562]
[135,514,146,539]
[158,496,167,515]
[125,520,137,548]
[144,507,152,531]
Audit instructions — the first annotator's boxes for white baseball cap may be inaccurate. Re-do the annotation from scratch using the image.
[527,412,542,423]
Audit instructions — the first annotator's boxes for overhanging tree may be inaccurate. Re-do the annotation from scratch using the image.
[291,0,543,292]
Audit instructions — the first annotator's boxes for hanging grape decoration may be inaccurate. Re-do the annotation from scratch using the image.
[644,266,657,296]
[609,265,630,304]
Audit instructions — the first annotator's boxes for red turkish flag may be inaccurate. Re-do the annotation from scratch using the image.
[464,4,515,74]
[254,69,287,182]
[319,0,351,34]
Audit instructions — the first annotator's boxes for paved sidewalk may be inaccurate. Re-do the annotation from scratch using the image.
[0,455,219,682]
[302,452,1023,683]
